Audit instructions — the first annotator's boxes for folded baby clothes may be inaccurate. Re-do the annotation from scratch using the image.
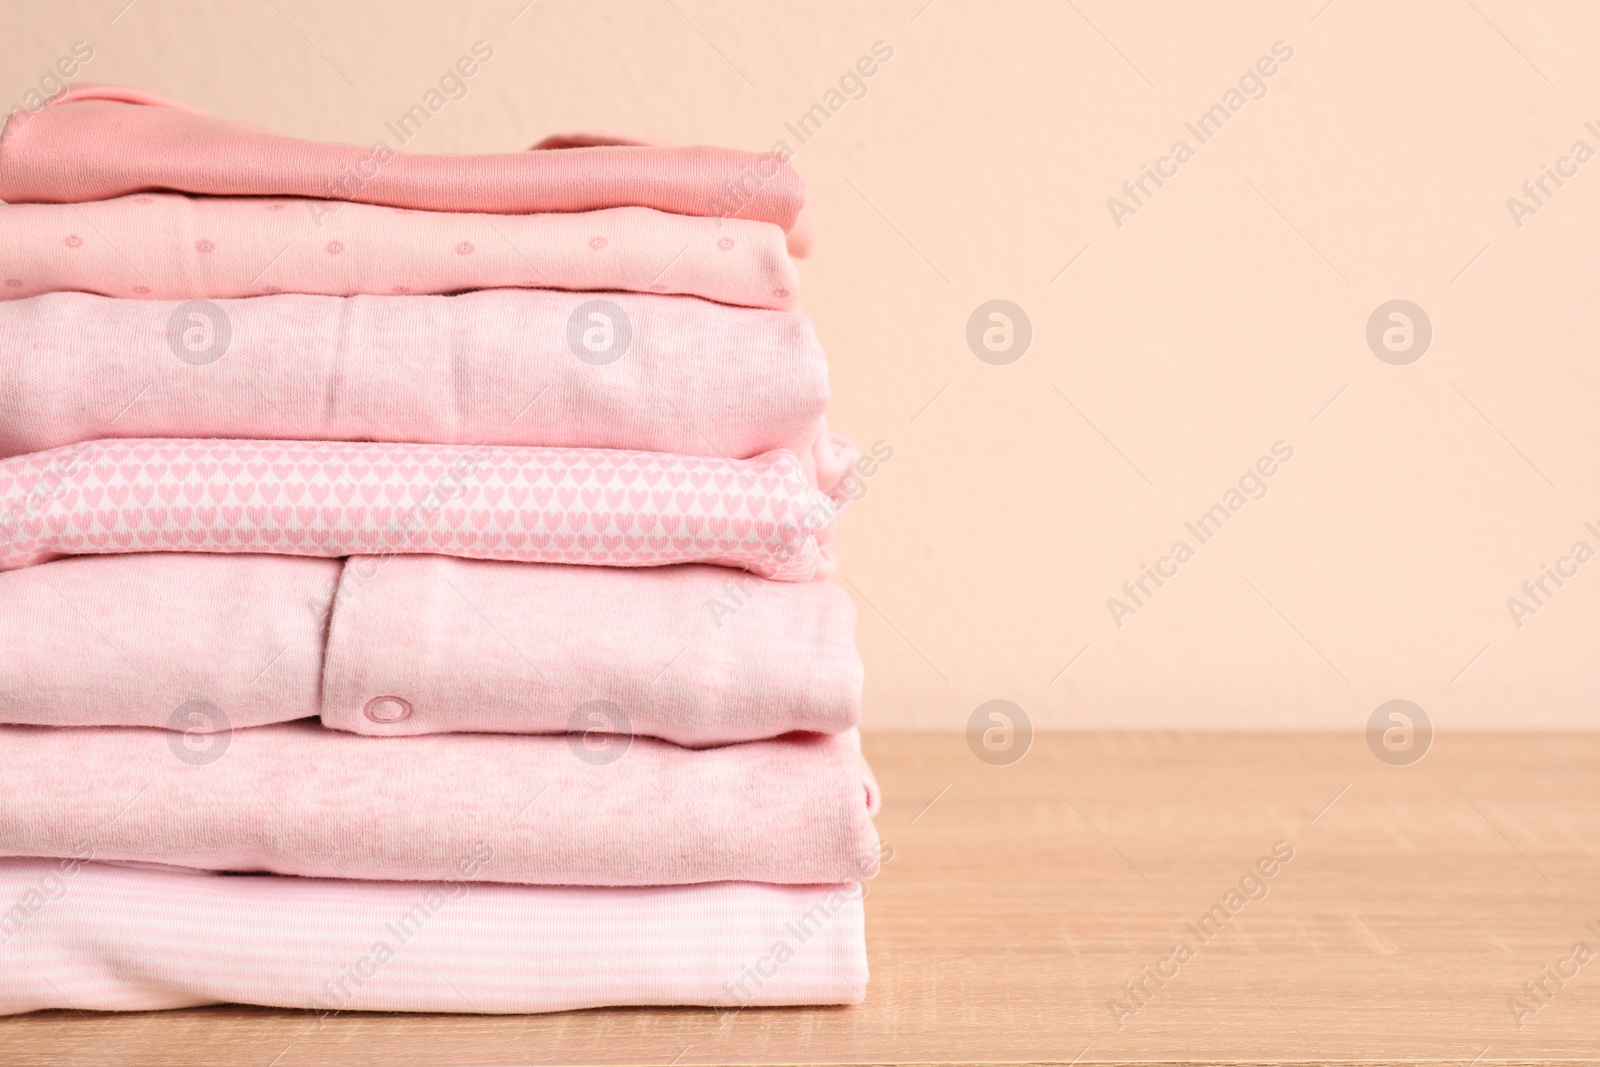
[0,553,335,730]
[0,82,873,1018]
[0,196,799,310]
[0,85,811,252]
[0,553,861,744]
[0,438,838,580]
[0,859,868,1015]
[0,289,852,493]
[0,723,880,886]
[323,557,861,744]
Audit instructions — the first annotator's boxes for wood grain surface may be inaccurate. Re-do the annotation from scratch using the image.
[2,731,1597,1065]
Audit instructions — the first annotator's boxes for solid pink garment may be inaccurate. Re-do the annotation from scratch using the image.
[0,438,838,580]
[0,723,881,886]
[0,289,848,492]
[0,195,800,310]
[0,858,868,1015]
[526,130,815,259]
[0,553,862,744]
[0,553,336,730]
[323,558,861,744]
[0,85,810,252]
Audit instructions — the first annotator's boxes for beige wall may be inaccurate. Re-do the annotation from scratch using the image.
[5,1,1598,730]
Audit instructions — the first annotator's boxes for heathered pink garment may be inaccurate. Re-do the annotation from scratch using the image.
[323,558,861,744]
[0,553,862,745]
[0,289,848,493]
[0,438,838,580]
[0,86,809,251]
[0,724,881,886]
[0,859,868,1015]
[0,195,800,310]
[0,553,336,730]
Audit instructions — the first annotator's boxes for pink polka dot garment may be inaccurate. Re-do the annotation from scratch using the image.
[0,194,800,310]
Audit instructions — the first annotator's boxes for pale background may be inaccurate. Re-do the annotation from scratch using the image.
[5,0,1597,731]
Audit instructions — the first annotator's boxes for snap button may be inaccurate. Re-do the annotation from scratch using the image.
[363,696,412,723]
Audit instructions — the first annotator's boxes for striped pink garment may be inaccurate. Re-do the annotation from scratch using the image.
[0,554,863,745]
[0,85,813,254]
[0,858,868,1015]
[0,195,800,310]
[0,723,881,886]
[0,438,839,580]
[0,289,852,495]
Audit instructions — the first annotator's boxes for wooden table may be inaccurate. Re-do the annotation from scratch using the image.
[4,732,1597,1065]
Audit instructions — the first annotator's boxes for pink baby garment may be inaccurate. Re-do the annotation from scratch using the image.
[0,553,862,744]
[0,289,848,493]
[323,557,861,744]
[0,86,809,251]
[0,723,881,886]
[0,859,868,1015]
[0,438,839,580]
[0,195,800,310]
[0,553,336,730]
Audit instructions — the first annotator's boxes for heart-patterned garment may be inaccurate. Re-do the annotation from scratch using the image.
[0,438,838,580]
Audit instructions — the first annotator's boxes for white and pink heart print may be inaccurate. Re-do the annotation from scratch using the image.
[0,439,836,580]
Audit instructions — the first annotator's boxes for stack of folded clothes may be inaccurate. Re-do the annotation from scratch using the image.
[0,86,878,1016]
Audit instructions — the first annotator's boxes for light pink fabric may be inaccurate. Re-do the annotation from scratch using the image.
[0,553,861,744]
[0,438,839,580]
[324,557,861,744]
[0,553,336,730]
[0,195,799,310]
[0,858,868,1015]
[0,85,809,250]
[0,289,847,493]
[526,130,816,259]
[0,723,881,886]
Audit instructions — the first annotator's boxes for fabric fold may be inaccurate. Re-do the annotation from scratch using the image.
[0,289,839,491]
[0,723,882,886]
[323,557,861,743]
[0,858,868,1015]
[0,196,800,310]
[0,553,336,731]
[0,553,862,744]
[0,438,839,580]
[0,85,807,242]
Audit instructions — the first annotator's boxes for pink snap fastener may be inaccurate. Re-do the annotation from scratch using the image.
[364,696,412,723]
